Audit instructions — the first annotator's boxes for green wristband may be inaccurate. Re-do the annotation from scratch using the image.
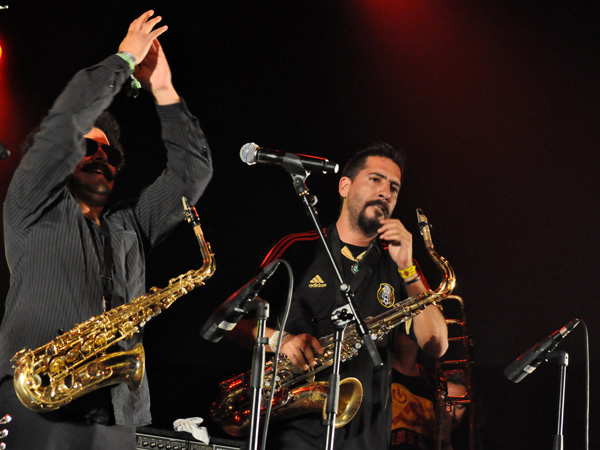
[116,51,136,71]
[116,52,142,98]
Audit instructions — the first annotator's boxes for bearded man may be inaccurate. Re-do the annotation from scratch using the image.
[230,142,448,450]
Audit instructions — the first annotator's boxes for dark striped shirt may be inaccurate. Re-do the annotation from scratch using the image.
[0,54,213,426]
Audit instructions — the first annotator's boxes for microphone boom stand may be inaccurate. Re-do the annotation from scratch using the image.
[549,350,569,450]
[285,161,384,450]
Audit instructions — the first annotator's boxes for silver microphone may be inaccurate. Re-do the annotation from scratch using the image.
[240,142,339,175]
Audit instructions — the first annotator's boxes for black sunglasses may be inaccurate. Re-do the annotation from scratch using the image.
[84,138,124,169]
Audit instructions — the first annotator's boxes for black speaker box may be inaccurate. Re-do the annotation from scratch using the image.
[136,427,246,450]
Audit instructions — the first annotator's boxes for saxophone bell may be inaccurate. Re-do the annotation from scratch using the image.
[270,377,363,429]
[13,343,145,412]
[211,376,363,437]
[325,377,363,427]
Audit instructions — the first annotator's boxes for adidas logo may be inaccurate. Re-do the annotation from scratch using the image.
[309,275,327,288]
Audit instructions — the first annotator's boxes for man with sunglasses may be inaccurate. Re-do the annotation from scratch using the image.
[0,10,212,450]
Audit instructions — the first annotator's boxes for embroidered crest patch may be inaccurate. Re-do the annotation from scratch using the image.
[377,283,395,308]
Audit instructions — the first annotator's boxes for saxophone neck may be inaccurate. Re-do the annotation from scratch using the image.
[195,226,215,272]
[416,208,455,297]
[182,196,216,276]
[436,255,456,296]
[416,208,433,250]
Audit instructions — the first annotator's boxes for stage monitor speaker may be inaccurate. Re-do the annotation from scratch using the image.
[136,427,246,450]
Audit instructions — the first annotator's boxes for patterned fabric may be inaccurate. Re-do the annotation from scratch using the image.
[390,367,437,450]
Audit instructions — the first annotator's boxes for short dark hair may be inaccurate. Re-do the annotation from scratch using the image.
[94,111,125,171]
[341,142,406,180]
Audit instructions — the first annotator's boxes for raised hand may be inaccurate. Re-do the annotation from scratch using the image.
[378,218,414,271]
[135,39,179,104]
[118,10,168,64]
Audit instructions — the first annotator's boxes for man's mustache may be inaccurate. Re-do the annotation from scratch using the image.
[82,161,115,181]
[364,199,389,216]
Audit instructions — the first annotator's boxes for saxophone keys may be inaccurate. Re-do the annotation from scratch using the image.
[120,321,138,337]
[24,375,40,389]
[65,348,80,363]
[46,344,59,356]
[81,339,94,355]
[55,382,70,395]
[94,334,108,349]
[85,362,105,379]
[48,386,58,399]
[48,357,66,375]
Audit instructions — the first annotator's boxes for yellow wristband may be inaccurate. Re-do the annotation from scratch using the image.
[398,265,417,279]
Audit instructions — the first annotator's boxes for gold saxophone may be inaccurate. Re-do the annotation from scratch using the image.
[11,197,216,412]
[211,209,456,437]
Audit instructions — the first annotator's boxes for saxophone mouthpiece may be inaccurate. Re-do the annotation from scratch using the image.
[182,196,201,227]
[416,208,433,248]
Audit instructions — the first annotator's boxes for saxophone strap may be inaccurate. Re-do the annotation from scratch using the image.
[100,218,114,311]
[86,217,114,311]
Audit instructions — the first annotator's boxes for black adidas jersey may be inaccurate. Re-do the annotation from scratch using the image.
[259,225,417,450]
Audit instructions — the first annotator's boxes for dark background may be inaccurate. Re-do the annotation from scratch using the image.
[0,1,598,448]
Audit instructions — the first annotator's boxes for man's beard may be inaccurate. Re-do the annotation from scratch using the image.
[357,200,389,236]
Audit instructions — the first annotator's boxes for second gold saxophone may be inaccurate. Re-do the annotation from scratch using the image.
[11,197,216,412]
[211,209,456,436]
